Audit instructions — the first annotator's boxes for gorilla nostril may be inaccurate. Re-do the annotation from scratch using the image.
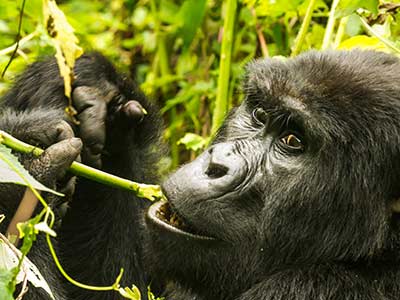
[205,163,229,179]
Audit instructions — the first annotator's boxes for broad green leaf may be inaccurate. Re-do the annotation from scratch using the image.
[345,14,363,37]
[159,0,180,24]
[178,0,207,51]
[177,133,208,152]
[256,0,305,17]
[336,0,379,18]
[0,237,55,299]
[0,267,14,300]
[24,0,43,19]
[161,81,214,113]
[0,143,63,196]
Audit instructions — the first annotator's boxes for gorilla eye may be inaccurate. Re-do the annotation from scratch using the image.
[280,134,304,151]
[252,107,268,125]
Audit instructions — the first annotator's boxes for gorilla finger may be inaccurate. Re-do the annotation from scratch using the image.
[77,106,106,167]
[74,87,107,166]
[77,108,106,154]
[42,138,82,179]
[73,86,107,149]
[29,138,82,185]
[73,85,118,108]
[73,86,103,112]
[55,120,75,141]
[120,100,146,122]
[30,120,75,148]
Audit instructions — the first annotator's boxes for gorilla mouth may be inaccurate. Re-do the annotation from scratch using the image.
[147,201,215,240]
[157,202,187,229]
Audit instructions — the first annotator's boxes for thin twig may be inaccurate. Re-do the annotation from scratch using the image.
[1,0,27,78]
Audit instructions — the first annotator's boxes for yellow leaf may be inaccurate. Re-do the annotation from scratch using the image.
[42,0,83,99]
[337,35,389,52]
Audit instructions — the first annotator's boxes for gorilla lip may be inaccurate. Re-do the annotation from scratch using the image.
[147,201,215,240]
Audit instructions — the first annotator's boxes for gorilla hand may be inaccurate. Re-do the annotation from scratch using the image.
[0,108,83,222]
[27,137,82,195]
[72,86,146,168]
[18,137,82,226]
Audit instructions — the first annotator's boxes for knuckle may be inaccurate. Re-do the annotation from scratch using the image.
[56,120,75,141]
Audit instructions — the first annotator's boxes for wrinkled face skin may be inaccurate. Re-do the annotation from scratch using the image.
[145,50,400,298]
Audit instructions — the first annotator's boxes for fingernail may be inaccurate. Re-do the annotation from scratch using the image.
[70,138,83,149]
[122,100,145,120]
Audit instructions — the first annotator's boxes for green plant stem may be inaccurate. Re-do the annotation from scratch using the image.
[0,130,163,202]
[291,0,317,56]
[358,15,400,54]
[321,0,340,50]
[159,34,179,168]
[211,0,237,136]
[333,16,348,48]
[150,0,179,169]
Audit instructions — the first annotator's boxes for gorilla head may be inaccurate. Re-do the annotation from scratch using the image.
[145,50,400,298]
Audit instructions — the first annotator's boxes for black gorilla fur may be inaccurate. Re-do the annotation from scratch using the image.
[1,50,400,300]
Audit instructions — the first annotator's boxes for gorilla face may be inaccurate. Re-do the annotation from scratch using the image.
[145,50,400,296]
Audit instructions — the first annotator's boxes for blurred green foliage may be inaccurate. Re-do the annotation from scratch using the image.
[1,0,400,167]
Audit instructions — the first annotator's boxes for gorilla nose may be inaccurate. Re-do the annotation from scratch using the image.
[205,143,234,179]
[162,141,247,202]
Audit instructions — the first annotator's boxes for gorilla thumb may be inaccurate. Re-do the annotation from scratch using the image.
[29,138,82,185]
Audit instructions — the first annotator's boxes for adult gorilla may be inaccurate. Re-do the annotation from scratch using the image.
[1,50,400,300]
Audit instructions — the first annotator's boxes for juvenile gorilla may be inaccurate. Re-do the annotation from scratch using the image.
[1,50,400,300]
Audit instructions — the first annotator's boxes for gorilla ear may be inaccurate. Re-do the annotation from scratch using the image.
[391,199,400,213]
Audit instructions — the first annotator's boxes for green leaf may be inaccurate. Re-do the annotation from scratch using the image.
[0,267,15,300]
[0,144,63,196]
[336,0,379,18]
[159,0,180,24]
[256,0,305,17]
[0,236,55,300]
[178,0,207,51]
[345,14,363,36]
[16,215,41,254]
[177,133,208,152]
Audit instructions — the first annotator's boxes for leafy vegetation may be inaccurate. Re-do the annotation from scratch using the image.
[1,0,400,299]
[1,0,398,167]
